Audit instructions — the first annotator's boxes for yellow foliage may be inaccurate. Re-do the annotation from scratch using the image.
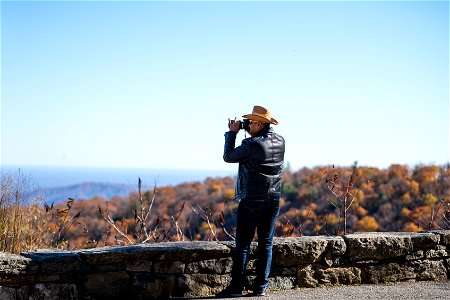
[356,216,380,232]
[210,182,223,193]
[409,181,420,194]
[313,224,322,232]
[401,193,411,203]
[324,214,339,225]
[423,193,438,206]
[403,222,423,232]
[198,221,216,234]
[400,207,411,218]
[300,209,311,218]
[355,190,365,202]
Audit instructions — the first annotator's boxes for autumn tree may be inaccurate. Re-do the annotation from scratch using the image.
[355,216,380,232]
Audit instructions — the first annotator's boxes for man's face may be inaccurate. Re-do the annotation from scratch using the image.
[247,120,263,136]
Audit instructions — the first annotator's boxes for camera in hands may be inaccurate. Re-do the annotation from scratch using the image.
[232,119,250,131]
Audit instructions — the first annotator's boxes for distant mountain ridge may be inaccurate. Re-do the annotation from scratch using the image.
[38,182,138,204]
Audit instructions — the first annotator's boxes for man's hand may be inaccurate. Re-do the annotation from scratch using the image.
[228,118,241,133]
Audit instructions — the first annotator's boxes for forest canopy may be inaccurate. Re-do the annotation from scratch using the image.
[1,164,449,253]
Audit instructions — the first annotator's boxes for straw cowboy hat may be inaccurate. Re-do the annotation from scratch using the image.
[242,105,278,125]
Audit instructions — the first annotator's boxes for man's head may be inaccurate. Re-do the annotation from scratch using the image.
[242,105,278,136]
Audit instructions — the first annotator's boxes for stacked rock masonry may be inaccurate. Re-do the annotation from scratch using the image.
[0,231,449,299]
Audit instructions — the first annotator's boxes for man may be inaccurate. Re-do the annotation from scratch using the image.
[220,105,285,297]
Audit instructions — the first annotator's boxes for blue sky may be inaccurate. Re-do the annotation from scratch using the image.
[1,0,449,172]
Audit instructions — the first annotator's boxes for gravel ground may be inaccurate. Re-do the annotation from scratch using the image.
[245,281,450,300]
[202,281,450,300]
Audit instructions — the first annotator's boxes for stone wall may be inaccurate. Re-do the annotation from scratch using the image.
[1,231,449,299]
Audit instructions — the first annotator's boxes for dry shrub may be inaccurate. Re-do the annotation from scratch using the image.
[0,170,53,253]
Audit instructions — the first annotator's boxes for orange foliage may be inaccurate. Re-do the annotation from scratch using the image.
[388,165,410,179]
[416,165,440,184]
[356,216,380,232]
[355,206,368,217]
[34,164,449,249]
[223,189,235,200]
[403,222,423,232]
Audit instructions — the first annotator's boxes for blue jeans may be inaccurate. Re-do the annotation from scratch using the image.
[230,195,280,292]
